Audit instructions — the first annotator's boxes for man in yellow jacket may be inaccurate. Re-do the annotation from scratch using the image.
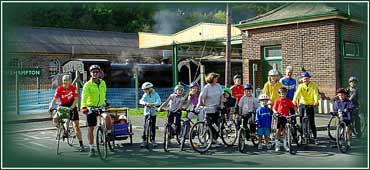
[81,65,112,157]
[293,71,319,145]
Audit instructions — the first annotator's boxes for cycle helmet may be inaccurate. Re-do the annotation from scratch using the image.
[62,75,71,81]
[224,88,232,95]
[268,69,279,76]
[174,84,184,91]
[349,76,358,82]
[189,81,199,88]
[89,65,101,71]
[278,87,288,95]
[244,83,253,90]
[141,82,153,90]
[258,94,270,100]
[336,88,348,95]
[233,74,241,80]
[301,71,311,78]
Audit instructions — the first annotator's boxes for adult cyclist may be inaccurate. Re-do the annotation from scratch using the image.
[48,75,85,152]
[81,65,112,157]
[292,71,319,145]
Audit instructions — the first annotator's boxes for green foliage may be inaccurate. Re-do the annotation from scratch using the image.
[5,3,285,32]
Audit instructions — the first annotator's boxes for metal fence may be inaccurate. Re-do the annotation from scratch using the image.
[7,87,182,115]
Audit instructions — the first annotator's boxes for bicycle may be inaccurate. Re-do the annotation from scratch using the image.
[179,109,196,151]
[162,109,182,152]
[281,113,301,154]
[143,113,156,149]
[299,105,314,145]
[90,107,113,160]
[189,105,237,153]
[238,112,258,153]
[329,111,351,153]
[50,106,76,155]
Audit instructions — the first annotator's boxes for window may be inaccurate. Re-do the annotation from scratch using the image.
[264,46,282,60]
[344,42,361,58]
[48,59,60,76]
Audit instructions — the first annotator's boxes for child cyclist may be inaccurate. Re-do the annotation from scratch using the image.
[346,76,361,136]
[238,83,259,136]
[256,94,273,150]
[184,82,203,121]
[334,88,353,148]
[139,82,161,148]
[222,88,237,120]
[272,87,297,152]
[158,84,185,140]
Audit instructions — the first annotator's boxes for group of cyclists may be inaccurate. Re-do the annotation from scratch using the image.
[48,63,361,157]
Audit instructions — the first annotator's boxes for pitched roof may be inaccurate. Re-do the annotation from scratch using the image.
[7,27,139,55]
[237,3,366,30]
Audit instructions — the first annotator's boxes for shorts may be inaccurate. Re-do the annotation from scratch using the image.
[277,116,287,129]
[86,110,98,127]
[257,127,270,137]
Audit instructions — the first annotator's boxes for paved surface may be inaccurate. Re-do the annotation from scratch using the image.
[2,126,368,168]
[5,111,332,133]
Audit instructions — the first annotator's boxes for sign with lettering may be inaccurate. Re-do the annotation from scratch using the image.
[63,61,84,73]
[16,68,42,77]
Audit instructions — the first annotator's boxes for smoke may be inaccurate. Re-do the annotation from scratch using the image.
[153,9,182,34]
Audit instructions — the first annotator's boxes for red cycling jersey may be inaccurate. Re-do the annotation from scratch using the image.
[54,85,79,105]
[273,97,295,116]
[230,85,244,104]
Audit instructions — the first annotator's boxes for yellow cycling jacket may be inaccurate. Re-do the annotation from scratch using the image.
[262,81,283,103]
[293,82,319,105]
[81,79,107,108]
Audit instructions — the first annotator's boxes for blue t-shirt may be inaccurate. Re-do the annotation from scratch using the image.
[280,77,298,100]
[255,104,272,128]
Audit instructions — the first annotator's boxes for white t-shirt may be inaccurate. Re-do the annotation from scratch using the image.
[238,95,259,115]
[200,83,223,113]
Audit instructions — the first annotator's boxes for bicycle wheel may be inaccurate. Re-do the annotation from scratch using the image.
[145,120,151,149]
[163,125,171,152]
[287,124,298,154]
[129,123,133,144]
[352,116,362,138]
[108,128,115,152]
[189,122,213,153]
[238,128,246,153]
[56,122,63,155]
[220,120,237,146]
[66,119,75,146]
[336,122,349,153]
[327,116,339,141]
[96,127,108,160]
[180,122,189,151]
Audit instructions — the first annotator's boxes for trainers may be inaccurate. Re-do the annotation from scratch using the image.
[140,141,146,148]
[275,143,280,152]
[152,140,157,147]
[267,143,272,150]
[258,144,263,150]
[283,140,289,152]
[78,145,85,152]
[88,149,96,157]
[314,139,319,145]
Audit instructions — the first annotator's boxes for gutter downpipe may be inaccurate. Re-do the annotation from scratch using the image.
[172,42,178,86]
[339,22,345,88]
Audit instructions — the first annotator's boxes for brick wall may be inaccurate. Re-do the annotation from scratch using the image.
[242,20,340,98]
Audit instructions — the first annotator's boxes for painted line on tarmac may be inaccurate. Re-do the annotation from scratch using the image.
[29,141,49,149]
[20,133,42,140]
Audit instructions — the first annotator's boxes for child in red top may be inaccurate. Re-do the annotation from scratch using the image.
[272,87,297,152]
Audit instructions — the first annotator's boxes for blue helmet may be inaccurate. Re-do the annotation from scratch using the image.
[189,81,199,88]
[301,71,311,78]
[244,83,253,89]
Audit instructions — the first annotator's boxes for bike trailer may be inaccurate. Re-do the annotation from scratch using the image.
[113,122,129,140]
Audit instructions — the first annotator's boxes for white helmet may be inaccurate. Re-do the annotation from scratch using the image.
[119,115,127,120]
[141,82,153,90]
[268,69,279,76]
[258,93,270,100]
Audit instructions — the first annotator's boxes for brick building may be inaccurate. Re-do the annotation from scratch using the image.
[236,3,367,99]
